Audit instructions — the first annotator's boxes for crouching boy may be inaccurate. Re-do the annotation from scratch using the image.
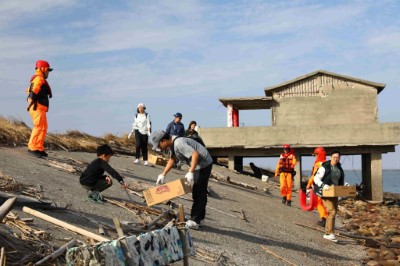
[80,144,127,202]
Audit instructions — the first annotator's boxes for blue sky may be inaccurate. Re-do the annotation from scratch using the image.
[1,0,400,169]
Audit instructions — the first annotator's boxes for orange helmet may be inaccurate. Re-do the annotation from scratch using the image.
[35,60,53,71]
[313,146,325,155]
[283,144,291,149]
[313,146,326,162]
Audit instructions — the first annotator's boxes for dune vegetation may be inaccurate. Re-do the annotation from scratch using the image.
[0,116,135,154]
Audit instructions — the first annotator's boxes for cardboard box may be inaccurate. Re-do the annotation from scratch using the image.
[144,178,191,206]
[148,154,168,166]
[322,185,356,197]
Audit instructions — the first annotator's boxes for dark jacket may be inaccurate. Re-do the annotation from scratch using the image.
[314,161,345,197]
[166,121,185,137]
[80,158,123,186]
[184,130,205,146]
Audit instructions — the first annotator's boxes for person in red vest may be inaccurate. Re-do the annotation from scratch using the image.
[275,144,297,206]
[26,60,53,158]
[306,147,328,226]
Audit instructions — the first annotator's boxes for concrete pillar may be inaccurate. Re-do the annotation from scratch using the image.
[228,155,234,170]
[371,152,383,201]
[361,152,383,201]
[293,150,301,191]
[361,154,371,199]
[234,156,243,172]
[227,155,243,172]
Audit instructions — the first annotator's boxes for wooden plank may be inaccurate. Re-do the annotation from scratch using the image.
[0,247,5,266]
[113,217,134,266]
[178,204,189,266]
[23,207,109,242]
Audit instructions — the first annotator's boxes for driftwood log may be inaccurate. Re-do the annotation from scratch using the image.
[144,210,175,230]
[0,191,55,209]
[35,239,77,265]
[0,197,16,221]
[211,171,258,190]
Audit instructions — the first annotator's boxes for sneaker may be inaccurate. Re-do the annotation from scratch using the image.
[134,159,139,164]
[323,234,338,242]
[87,190,104,203]
[40,150,48,157]
[186,220,199,230]
[317,218,326,227]
[281,196,287,204]
[144,161,148,166]
[286,200,292,207]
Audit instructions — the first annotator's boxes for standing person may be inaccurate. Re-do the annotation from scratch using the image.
[313,150,345,242]
[185,120,205,146]
[165,112,185,137]
[80,144,127,203]
[128,103,151,165]
[306,147,328,226]
[275,144,297,206]
[165,112,185,169]
[26,60,54,158]
[150,131,213,230]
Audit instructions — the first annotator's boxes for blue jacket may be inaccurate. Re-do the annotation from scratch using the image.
[166,121,185,137]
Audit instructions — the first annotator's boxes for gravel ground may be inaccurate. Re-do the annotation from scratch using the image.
[0,147,366,265]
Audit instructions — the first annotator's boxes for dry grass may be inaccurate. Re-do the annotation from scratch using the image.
[0,116,135,154]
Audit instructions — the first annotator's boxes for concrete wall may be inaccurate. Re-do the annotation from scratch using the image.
[272,78,378,126]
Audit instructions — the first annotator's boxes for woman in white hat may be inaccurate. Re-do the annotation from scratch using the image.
[128,103,152,165]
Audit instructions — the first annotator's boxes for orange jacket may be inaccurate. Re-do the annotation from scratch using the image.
[275,150,297,176]
[26,69,52,112]
[306,152,327,189]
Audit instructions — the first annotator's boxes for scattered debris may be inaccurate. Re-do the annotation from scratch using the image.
[260,245,298,266]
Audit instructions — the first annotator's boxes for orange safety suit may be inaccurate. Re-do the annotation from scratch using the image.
[26,69,52,152]
[307,154,328,219]
[275,150,296,201]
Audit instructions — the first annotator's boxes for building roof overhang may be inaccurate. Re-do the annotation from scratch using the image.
[219,96,274,110]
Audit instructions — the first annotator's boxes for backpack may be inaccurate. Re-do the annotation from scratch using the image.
[135,112,148,119]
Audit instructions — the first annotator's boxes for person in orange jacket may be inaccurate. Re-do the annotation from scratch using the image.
[26,60,53,158]
[306,146,328,226]
[275,144,297,206]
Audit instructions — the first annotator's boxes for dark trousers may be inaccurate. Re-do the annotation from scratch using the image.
[190,163,212,223]
[81,175,112,192]
[135,130,148,161]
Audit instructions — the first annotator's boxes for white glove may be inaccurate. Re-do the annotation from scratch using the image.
[185,172,194,187]
[156,174,165,185]
[323,184,330,191]
[128,132,133,139]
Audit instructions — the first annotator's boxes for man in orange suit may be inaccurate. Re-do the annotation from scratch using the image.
[275,144,297,206]
[306,147,328,226]
[26,60,53,158]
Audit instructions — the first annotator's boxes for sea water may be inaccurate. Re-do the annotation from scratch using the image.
[302,169,400,193]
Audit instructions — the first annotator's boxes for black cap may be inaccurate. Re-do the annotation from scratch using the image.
[173,112,182,118]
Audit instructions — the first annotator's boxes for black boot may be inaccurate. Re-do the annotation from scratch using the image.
[281,196,287,204]
[286,200,292,206]
[317,218,326,227]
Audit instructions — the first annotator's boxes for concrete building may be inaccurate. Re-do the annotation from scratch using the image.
[199,70,400,201]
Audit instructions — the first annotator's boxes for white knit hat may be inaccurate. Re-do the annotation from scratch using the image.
[137,103,145,108]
